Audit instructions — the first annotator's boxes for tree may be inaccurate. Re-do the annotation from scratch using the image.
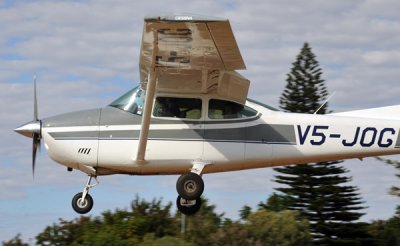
[246,210,311,246]
[36,217,92,246]
[369,218,400,246]
[279,43,328,115]
[2,234,28,246]
[138,233,193,246]
[4,195,328,245]
[178,197,224,246]
[212,209,311,246]
[274,42,370,244]
[35,196,177,245]
[239,205,252,220]
[258,192,291,212]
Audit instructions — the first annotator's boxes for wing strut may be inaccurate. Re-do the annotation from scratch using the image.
[136,28,159,162]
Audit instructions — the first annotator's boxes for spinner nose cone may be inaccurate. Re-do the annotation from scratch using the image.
[14,120,41,138]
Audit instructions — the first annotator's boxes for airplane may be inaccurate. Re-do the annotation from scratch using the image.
[14,14,400,215]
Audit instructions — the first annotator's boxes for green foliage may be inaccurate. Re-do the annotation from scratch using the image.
[36,217,92,246]
[211,220,251,246]
[8,193,400,245]
[274,162,366,223]
[245,210,311,246]
[275,42,368,244]
[138,233,193,246]
[369,218,400,246]
[179,197,224,246]
[35,196,176,246]
[211,209,312,246]
[33,196,225,246]
[239,205,252,220]
[258,192,291,212]
[0,195,317,246]
[1,234,28,246]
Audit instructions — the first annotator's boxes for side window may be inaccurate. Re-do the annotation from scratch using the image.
[153,97,202,119]
[208,99,257,119]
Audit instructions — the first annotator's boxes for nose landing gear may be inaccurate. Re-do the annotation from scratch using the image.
[72,175,98,214]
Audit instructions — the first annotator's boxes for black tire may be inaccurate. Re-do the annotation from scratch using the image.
[176,173,204,200]
[72,192,93,214]
[176,196,202,216]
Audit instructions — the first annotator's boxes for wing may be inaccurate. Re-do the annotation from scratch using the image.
[140,14,249,103]
[136,14,249,161]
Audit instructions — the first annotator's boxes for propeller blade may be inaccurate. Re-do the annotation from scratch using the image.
[32,133,41,177]
[32,137,37,176]
[32,75,40,177]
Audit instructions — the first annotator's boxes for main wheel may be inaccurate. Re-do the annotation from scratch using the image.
[176,196,202,216]
[72,192,93,214]
[176,173,204,200]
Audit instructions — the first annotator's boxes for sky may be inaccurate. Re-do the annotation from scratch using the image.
[1,0,400,242]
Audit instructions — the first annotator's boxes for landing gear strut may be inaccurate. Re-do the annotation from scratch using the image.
[72,175,98,214]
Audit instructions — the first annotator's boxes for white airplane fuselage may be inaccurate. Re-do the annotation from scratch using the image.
[41,94,400,176]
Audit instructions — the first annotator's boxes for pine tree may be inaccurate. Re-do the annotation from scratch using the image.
[279,43,328,114]
[274,43,370,244]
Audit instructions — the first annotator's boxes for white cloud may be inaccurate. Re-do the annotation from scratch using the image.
[363,50,400,64]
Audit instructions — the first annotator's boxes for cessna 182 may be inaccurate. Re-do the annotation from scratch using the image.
[15,15,400,215]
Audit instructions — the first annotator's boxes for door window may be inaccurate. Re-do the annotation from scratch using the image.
[208,99,257,119]
[153,97,202,119]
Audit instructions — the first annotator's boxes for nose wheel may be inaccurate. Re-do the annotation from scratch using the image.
[72,175,98,214]
[72,192,93,214]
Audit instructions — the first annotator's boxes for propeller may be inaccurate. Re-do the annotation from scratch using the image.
[14,76,42,177]
[32,76,40,176]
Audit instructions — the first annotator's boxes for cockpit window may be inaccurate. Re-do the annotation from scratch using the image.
[208,99,257,119]
[109,86,145,115]
[153,97,202,119]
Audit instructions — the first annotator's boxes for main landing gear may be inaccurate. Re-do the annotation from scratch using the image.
[175,162,206,215]
[72,175,98,214]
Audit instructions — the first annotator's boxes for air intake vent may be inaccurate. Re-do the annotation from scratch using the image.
[78,148,91,155]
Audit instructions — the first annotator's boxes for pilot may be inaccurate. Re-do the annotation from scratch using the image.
[156,98,181,117]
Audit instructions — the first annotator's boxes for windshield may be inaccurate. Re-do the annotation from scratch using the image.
[109,86,145,115]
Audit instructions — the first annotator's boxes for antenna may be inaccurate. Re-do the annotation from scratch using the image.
[314,91,336,114]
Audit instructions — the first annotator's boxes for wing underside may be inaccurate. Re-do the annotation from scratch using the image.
[139,15,249,103]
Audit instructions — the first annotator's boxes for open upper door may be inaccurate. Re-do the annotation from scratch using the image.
[136,14,250,161]
[140,14,249,103]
